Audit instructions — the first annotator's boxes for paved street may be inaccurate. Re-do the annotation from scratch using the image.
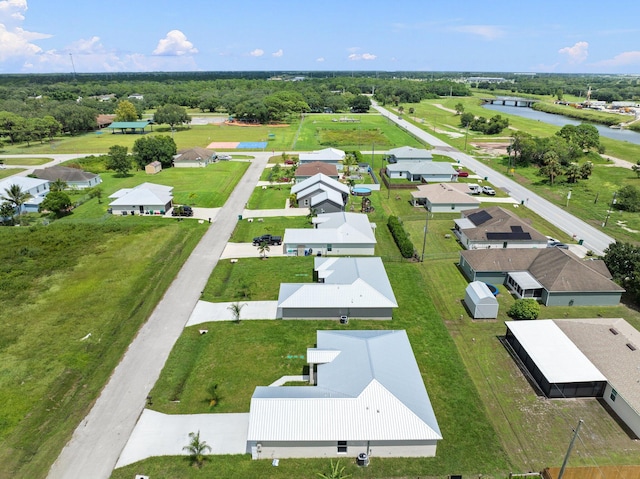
[47,152,272,479]
[371,102,615,255]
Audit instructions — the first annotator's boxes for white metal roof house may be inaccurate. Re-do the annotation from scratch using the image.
[32,165,102,189]
[411,183,481,212]
[247,330,442,459]
[386,146,433,162]
[464,281,498,319]
[386,161,458,183]
[277,257,398,319]
[283,212,376,256]
[108,182,173,216]
[0,177,50,213]
[291,173,349,213]
[298,147,346,165]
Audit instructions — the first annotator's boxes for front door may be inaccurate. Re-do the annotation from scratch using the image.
[139,205,144,214]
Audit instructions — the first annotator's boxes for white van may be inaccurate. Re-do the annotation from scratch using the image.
[468,184,481,195]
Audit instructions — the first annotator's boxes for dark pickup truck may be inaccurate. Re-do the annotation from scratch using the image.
[252,234,282,246]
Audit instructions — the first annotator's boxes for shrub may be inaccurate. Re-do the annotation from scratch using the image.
[508,298,540,320]
[387,215,415,258]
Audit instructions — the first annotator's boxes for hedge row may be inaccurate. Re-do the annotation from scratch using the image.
[387,215,415,258]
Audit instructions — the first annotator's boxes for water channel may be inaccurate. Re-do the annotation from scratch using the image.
[482,103,640,145]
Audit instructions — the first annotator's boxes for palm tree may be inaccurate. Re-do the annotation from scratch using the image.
[182,430,211,468]
[227,301,247,323]
[50,178,67,192]
[1,184,32,224]
[317,459,352,479]
[257,240,270,259]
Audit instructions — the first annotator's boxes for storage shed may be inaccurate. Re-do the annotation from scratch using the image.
[464,281,498,319]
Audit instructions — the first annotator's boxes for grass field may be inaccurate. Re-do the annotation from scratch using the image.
[0,167,25,179]
[246,186,291,209]
[0,157,52,166]
[0,220,207,479]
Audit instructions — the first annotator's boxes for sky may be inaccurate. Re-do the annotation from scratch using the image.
[1,0,640,75]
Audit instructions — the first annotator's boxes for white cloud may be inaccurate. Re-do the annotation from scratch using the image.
[592,51,640,68]
[0,0,52,63]
[316,57,325,62]
[558,41,588,64]
[152,30,198,56]
[0,0,27,22]
[272,49,283,57]
[348,52,377,61]
[68,36,105,55]
[451,25,505,40]
[249,48,264,57]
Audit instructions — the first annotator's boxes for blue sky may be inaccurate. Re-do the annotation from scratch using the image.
[1,0,639,74]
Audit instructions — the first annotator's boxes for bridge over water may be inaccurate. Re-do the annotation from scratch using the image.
[482,96,537,107]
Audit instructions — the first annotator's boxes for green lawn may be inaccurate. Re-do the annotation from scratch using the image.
[56,160,249,223]
[230,215,310,243]
[0,157,52,166]
[294,114,426,151]
[246,185,292,209]
[0,221,206,479]
[0,168,25,179]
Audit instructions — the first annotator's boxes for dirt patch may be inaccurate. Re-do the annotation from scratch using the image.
[471,142,510,157]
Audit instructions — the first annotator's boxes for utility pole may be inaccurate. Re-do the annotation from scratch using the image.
[603,191,617,227]
[69,53,76,80]
[558,419,583,479]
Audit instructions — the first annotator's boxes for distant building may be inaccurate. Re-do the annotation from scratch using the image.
[0,177,50,213]
[173,147,217,168]
[145,161,162,175]
[32,165,102,189]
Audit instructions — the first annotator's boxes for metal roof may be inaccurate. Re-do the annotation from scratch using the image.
[291,173,349,195]
[505,320,606,384]
[507,271,543,290]
[108,182,173,207]
[278,257,397,309]
[0,176,48,192]
[299,148,345,162]
[387,146,433,160]
[310,189,345,208]
[284,212,376,245]
[247,330,442,442]
[465,281,497,304]
[386,161,456,176]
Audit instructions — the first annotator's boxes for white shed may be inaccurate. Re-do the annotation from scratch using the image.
[464,281,498,319]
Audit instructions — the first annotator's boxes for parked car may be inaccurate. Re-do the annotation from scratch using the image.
[284,159,295,165]
[252,234,282,246]
[548,241,569,249]
[457,171,469,177]
[217,154,232,160]
[171,205,193,217]
[481,186,496,196]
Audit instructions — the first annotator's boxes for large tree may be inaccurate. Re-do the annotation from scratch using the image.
[114,100,139,122]
[39,190,72,217]
[132,135,177,169]
[105,145,132,176]
[153,103,191,129]
[539,151,563,185]
[604,242,640,302]
[348,94,371,113]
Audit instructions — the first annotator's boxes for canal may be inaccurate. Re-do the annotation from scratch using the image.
[482,103,640,145]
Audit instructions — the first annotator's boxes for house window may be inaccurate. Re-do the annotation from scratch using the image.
[304,199,309,206]
[327,244,332,252]
[610,388,617,402]
[337,441,347,454]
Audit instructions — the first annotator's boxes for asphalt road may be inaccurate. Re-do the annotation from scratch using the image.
[46,152,271,479]
[371,102,615,256]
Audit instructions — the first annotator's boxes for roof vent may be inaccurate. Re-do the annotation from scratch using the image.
[609,328,619,335]
[626,343,637,351]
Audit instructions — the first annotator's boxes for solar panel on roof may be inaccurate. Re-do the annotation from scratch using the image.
[467,210,492,225]
[511,225,523,232]
[486,232,532,240]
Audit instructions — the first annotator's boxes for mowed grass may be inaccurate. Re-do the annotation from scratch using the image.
[229,215,310,243]
[294,114,426,150]
[55,160,249,223]
[246,185,292,209]
[0,157,52,166]
[0,220,207,479]
[0,167,26,179]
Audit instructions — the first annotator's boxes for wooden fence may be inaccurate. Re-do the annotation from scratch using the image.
[543,466,640,479]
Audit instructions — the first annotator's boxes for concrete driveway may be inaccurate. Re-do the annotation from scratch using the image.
[116,409,250,468]
[220,242,287,259]
[186,300,278,326]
